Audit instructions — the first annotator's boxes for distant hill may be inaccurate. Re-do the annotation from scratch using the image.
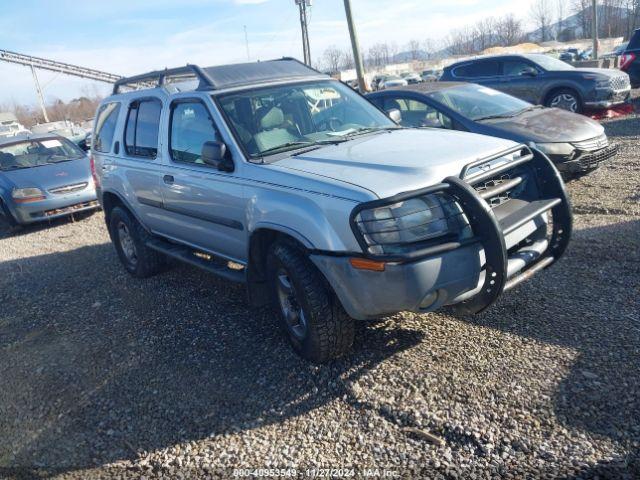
[388,4,632,62]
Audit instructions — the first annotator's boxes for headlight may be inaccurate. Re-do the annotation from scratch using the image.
[585,75,610,89]
[532,142,576,157]
[353,193,471,255]
[12,187,45,203]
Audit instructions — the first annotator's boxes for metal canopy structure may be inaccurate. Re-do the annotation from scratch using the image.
[0,48,122,122]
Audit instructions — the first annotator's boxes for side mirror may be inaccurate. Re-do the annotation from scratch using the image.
[202,140,234,172]
[386,108,402,123]
[521,68,538,77]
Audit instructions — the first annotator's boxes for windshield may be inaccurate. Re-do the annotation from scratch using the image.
[217,80,396,158]
[430,84,532,121]
[528,54,575,71]
[0,137,85,171]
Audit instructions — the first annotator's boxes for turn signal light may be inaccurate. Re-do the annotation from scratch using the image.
[349,257,386,272]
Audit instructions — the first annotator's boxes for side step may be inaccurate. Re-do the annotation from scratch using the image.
[500,198,561,236]
[146,237,246,283]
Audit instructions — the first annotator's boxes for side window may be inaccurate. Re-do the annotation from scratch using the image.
[384,96,451,129]
[454,61,500,78]
[93,102,121,153]
[169,100,218,165]
[124,98,162,158]
[503,60,537,76]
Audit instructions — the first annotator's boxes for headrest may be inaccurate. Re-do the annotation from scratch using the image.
[259,107,284,130]
[384,99,402,112]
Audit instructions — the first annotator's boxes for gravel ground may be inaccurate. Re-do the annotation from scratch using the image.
[1,103,639,479]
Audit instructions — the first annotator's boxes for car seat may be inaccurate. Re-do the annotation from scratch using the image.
[253,107,301,153]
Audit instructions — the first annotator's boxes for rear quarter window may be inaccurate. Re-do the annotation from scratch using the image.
[93,102,121,153]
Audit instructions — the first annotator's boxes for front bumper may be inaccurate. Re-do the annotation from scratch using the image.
[313,149,572,320]
[9,188,98,225]
[584,89,631,109]
[554,145,619,173]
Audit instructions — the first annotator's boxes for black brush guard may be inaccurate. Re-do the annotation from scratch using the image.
[445,148,572,315]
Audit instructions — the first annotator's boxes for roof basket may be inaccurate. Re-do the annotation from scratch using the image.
[112,64,215,94]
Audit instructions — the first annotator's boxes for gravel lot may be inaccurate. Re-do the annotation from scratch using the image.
[1,104,639,479]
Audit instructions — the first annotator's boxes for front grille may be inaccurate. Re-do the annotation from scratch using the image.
[576,145,618,170]
[48,182,88,195]
[610,75,630,91]
[472,170,529,210]
[31,200,99,218]
[572,134,609,152]
[474,174,513,207]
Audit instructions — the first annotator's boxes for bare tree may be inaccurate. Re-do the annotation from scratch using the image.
[443,26,477,55]
[494,14,525,46]
[406,39,422,61]
[556,0,565,40]
[573,0,592,38]
[473,17,497,52]
[321,46,344,73]
[530,0,554,42]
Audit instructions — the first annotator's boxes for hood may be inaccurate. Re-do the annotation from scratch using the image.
[558,67,626,79]
[481,107,604,143]
[272,129,518,198]
[1,156,91,191]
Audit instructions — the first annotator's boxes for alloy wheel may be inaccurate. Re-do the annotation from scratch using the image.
[549,94,578,112]
[117,222,137,265]
[276,268,308,340]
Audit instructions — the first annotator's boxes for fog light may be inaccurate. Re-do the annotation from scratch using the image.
[419,291,438,310]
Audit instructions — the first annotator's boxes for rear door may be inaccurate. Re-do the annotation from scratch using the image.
[452,60,501,89]
[118,96,167,232]
[157,97,246,263]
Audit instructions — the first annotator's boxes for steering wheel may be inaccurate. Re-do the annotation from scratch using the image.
[469,105,482,117]
[318,117,344,132]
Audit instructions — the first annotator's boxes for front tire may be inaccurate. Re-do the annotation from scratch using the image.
[0,200,20,230]
[545,88,582,113]
[109,206,165,278]
[266,241,354,362]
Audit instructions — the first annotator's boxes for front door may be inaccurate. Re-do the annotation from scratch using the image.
[499,60,541,104]
[158,98,246,263]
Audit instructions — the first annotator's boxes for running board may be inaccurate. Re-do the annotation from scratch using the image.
[500,198,561,236]
[146,237,246,283]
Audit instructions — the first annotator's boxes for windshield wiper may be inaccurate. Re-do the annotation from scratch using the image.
[476,105,544,121]
[257,141,314,156]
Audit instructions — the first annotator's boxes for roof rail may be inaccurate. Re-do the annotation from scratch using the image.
[112,64,215,94]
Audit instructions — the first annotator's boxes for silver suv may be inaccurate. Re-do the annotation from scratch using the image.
[92,59,572,362]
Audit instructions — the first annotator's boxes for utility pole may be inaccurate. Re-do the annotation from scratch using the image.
[592,0,599,60]
[30,64,49,123]
[243,25,251,61]
[295,0,312,66]
[343,0,367,92]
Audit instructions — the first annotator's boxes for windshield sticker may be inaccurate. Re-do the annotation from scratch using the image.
[41,139,63,148]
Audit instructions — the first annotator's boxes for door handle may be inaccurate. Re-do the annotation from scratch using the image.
[163,175,174,184]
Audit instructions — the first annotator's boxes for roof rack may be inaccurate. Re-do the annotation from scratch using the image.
[112,64,214,94]
[112,58,327,95]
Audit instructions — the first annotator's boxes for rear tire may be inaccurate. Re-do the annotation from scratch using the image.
[545,88,582,113]
[109,206,165,278]
[266,241,355,362]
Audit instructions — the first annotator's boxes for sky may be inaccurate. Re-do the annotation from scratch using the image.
[0,0,537,107]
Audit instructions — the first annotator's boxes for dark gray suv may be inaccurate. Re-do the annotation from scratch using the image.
[441,54,631,113]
